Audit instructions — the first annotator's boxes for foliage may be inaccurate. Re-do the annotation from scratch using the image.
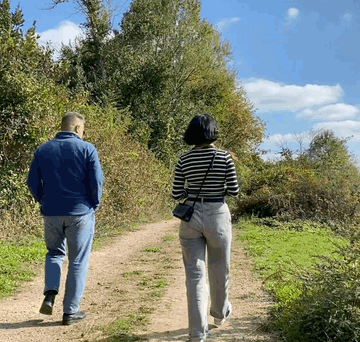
[237,219,360,342]
[81,105,173,237]
[0,0,87,212]
[234,130,360,225]
[0,237,46,297]
[0,0,174,238]
[237,219,348,304]
[271,245,360,342]
[54,0,112,104]
[58,0,264,166]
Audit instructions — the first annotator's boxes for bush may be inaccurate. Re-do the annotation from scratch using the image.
[83,106,173,237]
[271,245,360,342]
[234,131,360,226]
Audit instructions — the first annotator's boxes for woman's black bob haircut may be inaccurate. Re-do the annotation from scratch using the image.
[184,113,218,146]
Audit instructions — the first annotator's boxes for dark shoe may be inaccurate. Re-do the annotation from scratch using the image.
[39,294,56,315]
[62,311,86,325]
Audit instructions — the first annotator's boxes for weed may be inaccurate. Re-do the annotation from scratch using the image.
[162,234,177,242]
[138,278,150,287]
[154,279,167,288]
[107,313,149,335]
[122,271,142,279]
[143,246,161,253]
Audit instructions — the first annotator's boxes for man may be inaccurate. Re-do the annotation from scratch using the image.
[27,112,103,325]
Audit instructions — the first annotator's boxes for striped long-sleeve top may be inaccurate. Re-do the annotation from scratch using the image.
[172,145,239,201]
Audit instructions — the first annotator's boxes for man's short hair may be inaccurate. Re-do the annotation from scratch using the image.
[61,112,85,130]
[184,113,218,146]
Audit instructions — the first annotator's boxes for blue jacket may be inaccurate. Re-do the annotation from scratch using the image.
[27,132,103,216]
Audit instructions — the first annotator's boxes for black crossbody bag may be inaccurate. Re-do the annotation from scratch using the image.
[172,152,217,222]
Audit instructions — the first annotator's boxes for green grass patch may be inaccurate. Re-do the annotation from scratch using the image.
[0,237,46,297]
[236,219,348,303]
[143,246,161,253]
[122,271,142,279]
[107,313,149,335]
[105,310,152,341]
[162,234,177,242]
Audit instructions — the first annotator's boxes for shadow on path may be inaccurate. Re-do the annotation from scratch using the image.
[0,319,62,329]
[95,315,278,341]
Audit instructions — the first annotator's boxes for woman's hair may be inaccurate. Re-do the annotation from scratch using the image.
[184,113,218,145]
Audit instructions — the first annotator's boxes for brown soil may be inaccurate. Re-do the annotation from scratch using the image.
[0,219,279,342]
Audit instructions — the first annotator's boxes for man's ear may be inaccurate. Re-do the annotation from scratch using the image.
[74,125,80,134]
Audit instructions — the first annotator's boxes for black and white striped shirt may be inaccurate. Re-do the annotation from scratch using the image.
[172,145,239,201]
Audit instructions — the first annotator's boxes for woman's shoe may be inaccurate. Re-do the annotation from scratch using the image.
[214,303,232,327]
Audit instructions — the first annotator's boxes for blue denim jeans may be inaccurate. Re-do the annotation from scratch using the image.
[43,211,95,314]
[179,200,232,341]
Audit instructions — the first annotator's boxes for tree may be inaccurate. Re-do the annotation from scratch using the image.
[52,0,112,103]
[306,130,355,171]
[105,0,263,164]
[0,0,87,210]
[56,0,264,165]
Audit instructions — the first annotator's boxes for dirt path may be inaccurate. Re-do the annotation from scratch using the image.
[0,219,278,342]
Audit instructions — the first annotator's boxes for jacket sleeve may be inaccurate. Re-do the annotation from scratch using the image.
[87,147,103,212]
[27,152,44,203]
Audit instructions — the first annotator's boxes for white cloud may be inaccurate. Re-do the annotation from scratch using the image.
[286,8,300,21]
[38,21,84,57]
[297,103,359,121]
[343,13,352,22]
[243,79,344,112]
[313,120,360,141]
[266,133,297,144]
[216,17,241,32]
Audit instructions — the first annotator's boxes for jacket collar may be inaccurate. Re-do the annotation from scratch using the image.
[55,131,82,140]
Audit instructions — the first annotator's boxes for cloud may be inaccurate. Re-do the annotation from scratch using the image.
[312,120,360,141]
[38,21,84,57]
[286,8,299,21]
[265,131,311,145]
[297,103,359,121]
[342,13,352,22]
[266,133,298,144]
[242,79,344,112]
[216,17,241,32]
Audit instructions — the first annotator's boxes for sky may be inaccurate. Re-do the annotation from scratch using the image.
[10,0,360,163]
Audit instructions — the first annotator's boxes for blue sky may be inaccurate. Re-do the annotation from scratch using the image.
[11,0,360,163]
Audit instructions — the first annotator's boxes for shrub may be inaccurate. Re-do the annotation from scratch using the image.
[271,245,360,342]
[234,131,360,226]
[83,106,172,237]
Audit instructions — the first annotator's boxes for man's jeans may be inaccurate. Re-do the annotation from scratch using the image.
[43,211,95,314]
[179,200,232,341]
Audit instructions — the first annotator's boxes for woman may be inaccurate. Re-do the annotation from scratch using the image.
[172,113,239,342]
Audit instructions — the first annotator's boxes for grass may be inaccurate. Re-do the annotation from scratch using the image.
[236,219,348,303]
[0,237,46,298]
[107,312,151,335]
[143,246,161,253]
[162,234,177,242]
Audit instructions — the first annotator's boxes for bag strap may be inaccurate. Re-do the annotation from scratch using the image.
[189,151,217,207]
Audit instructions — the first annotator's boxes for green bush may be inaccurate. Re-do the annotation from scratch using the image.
[271,245,360,342]
[82,105,173,237]
[234,131,360,226]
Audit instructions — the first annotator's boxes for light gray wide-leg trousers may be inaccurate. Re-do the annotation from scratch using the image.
[179,200,232,341]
